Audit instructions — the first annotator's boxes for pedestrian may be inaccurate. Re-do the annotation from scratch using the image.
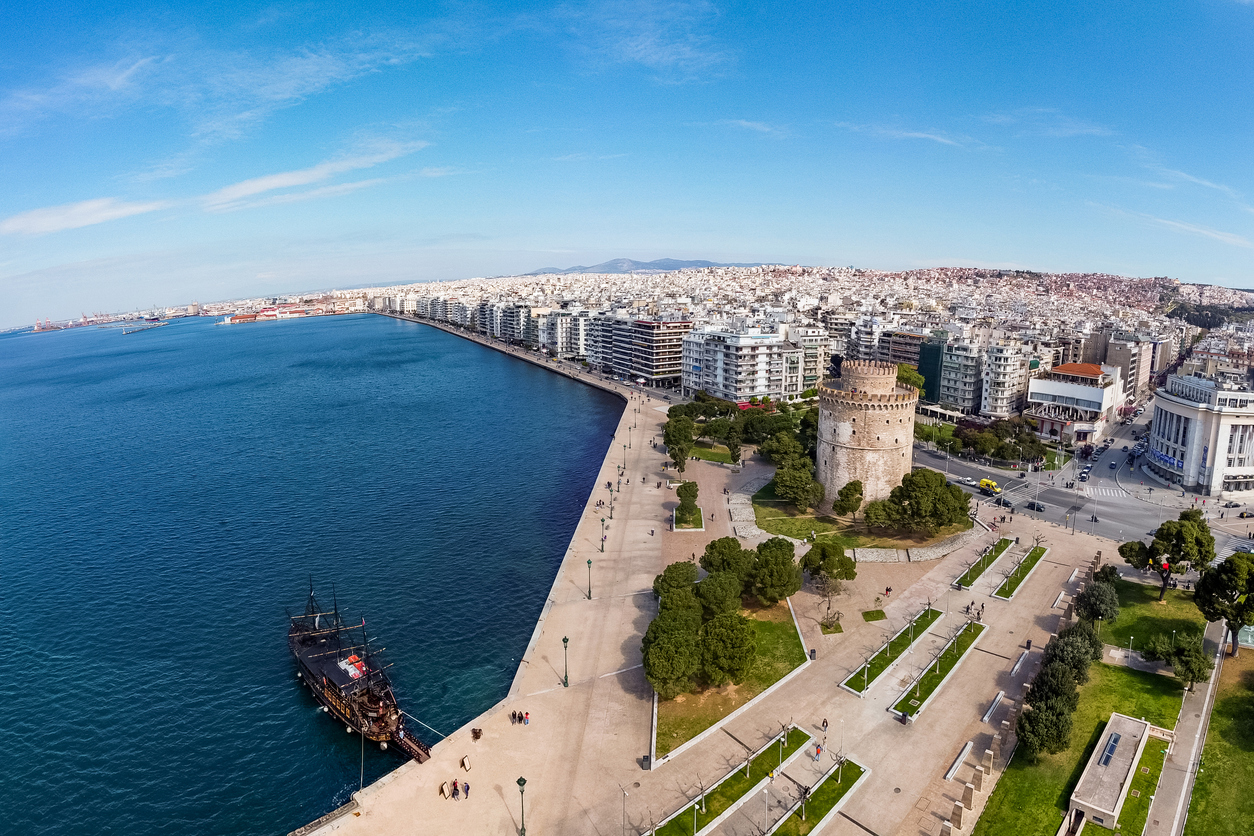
[822,718,828,733]
[651,529,654,536]
[524,711,529,725]
[814,744,822,762]
[452,780,460,801]
[510,710,517,725]
[463,782,470,799]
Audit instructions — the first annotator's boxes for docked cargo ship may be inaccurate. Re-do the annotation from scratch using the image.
[288,586,430,762]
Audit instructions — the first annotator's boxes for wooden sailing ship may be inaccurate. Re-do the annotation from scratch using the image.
[288,586,430,762]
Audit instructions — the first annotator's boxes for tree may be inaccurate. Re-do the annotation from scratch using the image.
[800,540,857,582]
[760,431,805,468]
[725,424,743,465]
[653,561,698,599]
[665,415,696,472]
[1094,564,1120,585]
[699,613,757,686]
[753,538,802,604]
[705,417,731,443]
[1016,701,1074,759]
[1058,620,1103,662]
[1122,509,1216,601]
[659,587,704,625]
[1074,580,1120,624]
[700,537,758,591]
[643,629,701,699]
[896,364,925,390]
[696,571,743,619]
[881,469,969,535]
[1041,632,1098,685]
[774,464,824,512]
[832,480,864,517]
[1194,552,1254,657]
[798,409,819,459]
[862,499,901,531]
[1025,661,1079,714]
[642,608,701,655]
[813,572,843,625]
[1171,636,1215,692]
[675,481,700,526]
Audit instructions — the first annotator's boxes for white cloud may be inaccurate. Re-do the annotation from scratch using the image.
[0,197,168,235]
[223,178,391,211]
[560,1,731,81]
[1144,216,1252,248]
[836,121,966,147]
[202,141,426,211]
[982,108,1112,138]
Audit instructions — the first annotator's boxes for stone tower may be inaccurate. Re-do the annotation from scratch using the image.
[817,360,919,504]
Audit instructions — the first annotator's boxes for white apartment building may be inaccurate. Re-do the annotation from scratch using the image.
[541,310,589,358]
[939,340,983,414]
[981,341,1031,419]
[1145,372,1254,496]
[588,313,693,386]
[782,324,831,393]
[1026,363,1122,444]
[681,327,803,402]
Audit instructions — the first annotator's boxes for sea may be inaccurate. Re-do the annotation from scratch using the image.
[0,314,623,835]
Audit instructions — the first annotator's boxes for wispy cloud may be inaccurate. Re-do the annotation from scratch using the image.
[202,140,426,211]
[227,178,390,210]
[1095,202,1253,248]
[0,197,169,235]
[836,121,967,147]
[553,152,628,162]
[715,119,786,137]
[982,107,1112,138]
[559,1,731,81]
[1128,146,1254,212]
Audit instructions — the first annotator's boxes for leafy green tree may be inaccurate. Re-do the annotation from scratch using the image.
[1041,632,1098,685]
[659,587,704,625]
[700,537,758,591]
[664,415,696,472]
[1094,564,1121,585]
[643,629,701,699]
[1121,509,1216,601]
[1171,636,1215,691]
[653,561,698,599]
[1016,701,1074,759]
[725,424,743,464]
[1193,552,1254,657]
[1026,661,1079,714]
[675,481,700,526]
[1058,620,1104,662]
[642,608,700,655]
[753,538,802,604]
[800,540,857,581]
[832,480,864,517]
[896,364,925,390]
[878,469,969,535]
[696,571,743,619]
[862,499,900,531]
[1074,580,1120,624]
[774,464,824,511]
[760,431,806,467]
[699,613,757,686]
[705,417,731,443]
[798,409,819,459]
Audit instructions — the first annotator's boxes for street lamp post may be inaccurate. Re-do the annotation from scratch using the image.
[587,559,593,599]
[601,518,605,553]
[562,636,569,688]
[517,777,527,836]
[623,443,627,469]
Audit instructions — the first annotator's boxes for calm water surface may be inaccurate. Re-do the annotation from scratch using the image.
[0,314,621,835]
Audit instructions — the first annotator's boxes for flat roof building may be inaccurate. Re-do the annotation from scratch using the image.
[1066,713,1161,832]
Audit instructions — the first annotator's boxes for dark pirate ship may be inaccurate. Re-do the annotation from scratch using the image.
[288,586,430,762]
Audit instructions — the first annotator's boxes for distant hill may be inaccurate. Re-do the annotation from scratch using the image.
[525,258,764,275]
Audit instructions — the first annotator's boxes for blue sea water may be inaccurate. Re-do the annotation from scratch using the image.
[0,314,622,835]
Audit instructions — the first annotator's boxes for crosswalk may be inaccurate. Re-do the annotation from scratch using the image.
[1082,487,1129,498]
[1216,536,1253,563]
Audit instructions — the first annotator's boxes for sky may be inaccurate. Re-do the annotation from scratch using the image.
[2,1,1253,327]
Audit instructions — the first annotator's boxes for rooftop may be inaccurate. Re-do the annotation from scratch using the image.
[1052,363,1104,378]
[1070,713,1149,815]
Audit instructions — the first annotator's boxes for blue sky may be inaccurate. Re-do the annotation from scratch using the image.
[2,1,1253,326]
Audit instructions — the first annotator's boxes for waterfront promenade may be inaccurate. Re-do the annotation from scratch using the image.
[296,315,1120,836]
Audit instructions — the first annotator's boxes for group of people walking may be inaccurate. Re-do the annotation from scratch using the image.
[510,710,530,726]
[447,779,469,801]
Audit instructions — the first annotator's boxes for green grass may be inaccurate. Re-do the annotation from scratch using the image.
[1044,450,1071,470]
[1103,578,1207,652]
[675,506,704,530]
[692,440,734,464]
[771,759,866,836]
[956,538,1012,588]
[861,609,886,622]
[973,663,1184,836]
[893,621,985,716]
[1118,741,1167,835]
[1184,652,1254,836]
[821,622,843,634]
[655,604,807,757]
[994,546,1048,599]
[655,728,810,836]
[843,608,942,693]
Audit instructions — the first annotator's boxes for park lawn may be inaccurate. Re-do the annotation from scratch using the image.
[957,538,1012,588]
[655,727,810,836]
[893,622,985,717]
[692,440,734,464]
[821,622,843,634]
[994,546,1048,599]
[655,602,807,757]
[1183,651,1254,836]
[973,663,1184,836]
[844,608,943,693]
[862,609,886,622]
[858,518,974,549]
[675,506,704,530]
[771,760,866,836]
[1103,579,1207,652]
[1118,742,1167,836]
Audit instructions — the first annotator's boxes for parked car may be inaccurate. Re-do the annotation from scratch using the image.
[1109,461,1117,469]
[1026,501,1045,511]
[992,496,1014,509]
[1240,511,1254,519]
[1079,474,1089,482]
[1222,501,1241,508]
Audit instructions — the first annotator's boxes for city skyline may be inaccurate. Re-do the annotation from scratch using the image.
[4,2,1254,328]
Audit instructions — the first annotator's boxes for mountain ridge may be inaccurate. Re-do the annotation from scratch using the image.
[525,258,765,275]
